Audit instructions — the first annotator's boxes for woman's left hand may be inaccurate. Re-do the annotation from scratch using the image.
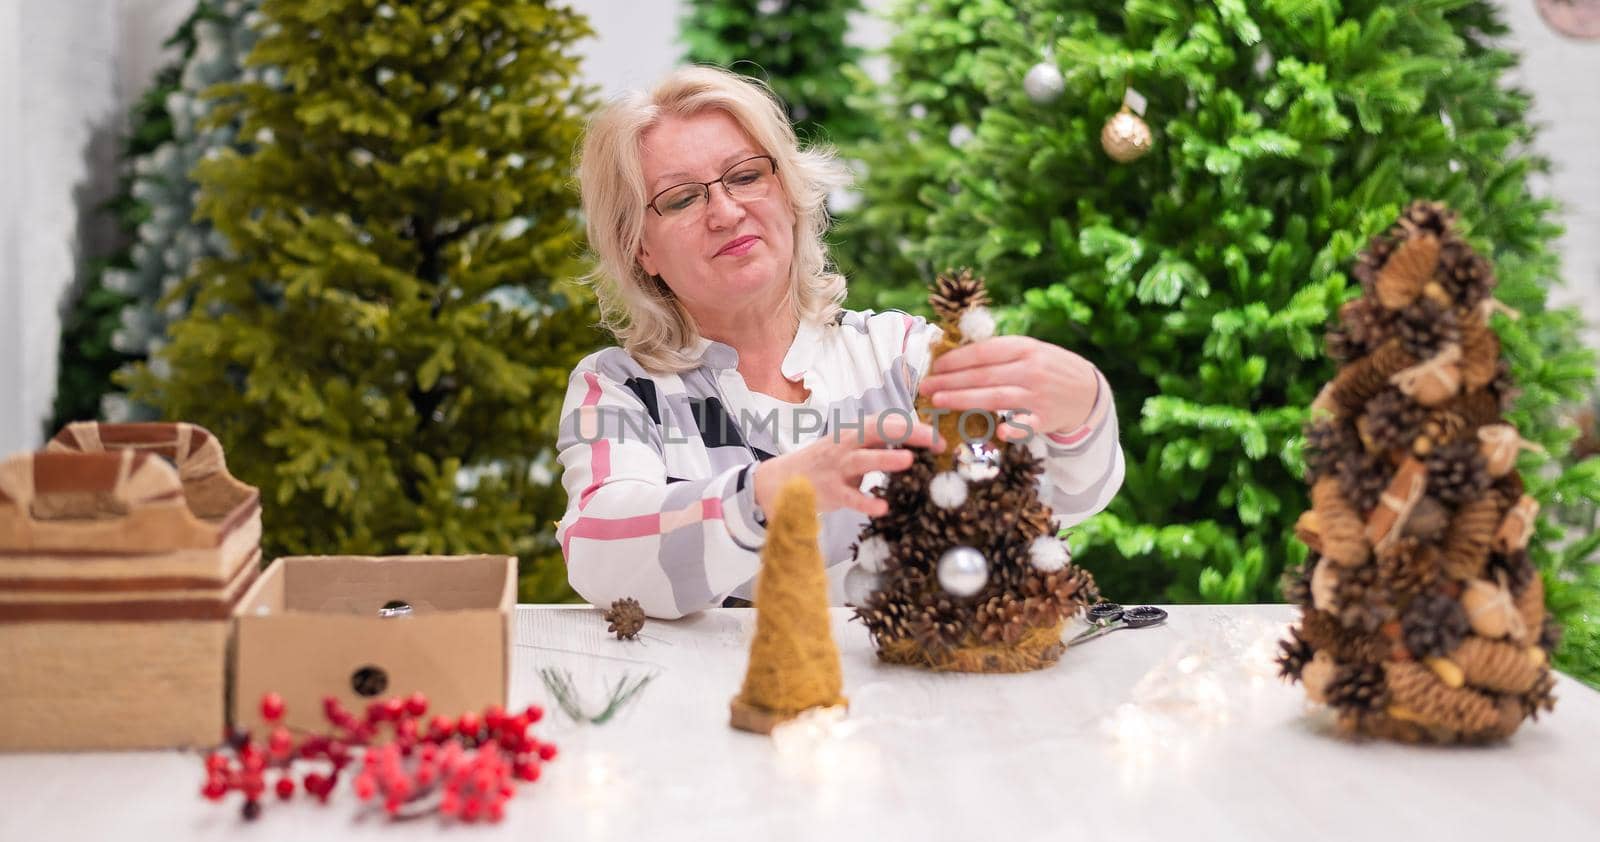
[916,336,1099,442]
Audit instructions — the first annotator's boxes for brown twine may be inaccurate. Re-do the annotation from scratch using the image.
[1389,344,1462,407]
[1364,458,1427,555]
[1375,234,1440,310]
[1457,317,1499,391]
[1452,636,1543,694]
[1441,494,1501,580]
[1311,478,1369,567]
[733,478,846,720]
[1385,661,1501,736]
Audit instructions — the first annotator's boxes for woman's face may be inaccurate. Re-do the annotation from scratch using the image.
[636,110,796,320]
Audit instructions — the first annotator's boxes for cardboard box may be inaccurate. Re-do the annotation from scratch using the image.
[0,422,261,751]
[232,555,515,734]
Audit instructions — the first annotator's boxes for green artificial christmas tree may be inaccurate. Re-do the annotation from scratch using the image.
[841,0,1600,684]
[46,1,245,432]
[123,0,602,601]
[679,0,870,147]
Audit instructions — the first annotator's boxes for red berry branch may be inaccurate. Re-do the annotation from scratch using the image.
[200,692,557,823]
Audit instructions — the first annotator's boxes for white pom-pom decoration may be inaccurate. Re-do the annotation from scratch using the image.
[860,470,888,494]
[930,471,968,509]
[958,306,996,342]
[844,565,881,606]
[854,535,891,574]
[1028,536,1070,572]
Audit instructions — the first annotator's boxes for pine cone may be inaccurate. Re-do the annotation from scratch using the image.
[975,595,1028,645]
[1376,537,1440,596]
[1277,626,1316,682]
[929,268,989,324]
[1326,663,1390,713]
[1352,234,1398,295]
[1399,200,1458,238]
[1333,562,1395,633]
[1326,299,1394,363]
[1299,610,1391,664]
[603,598,646,640]
[1394,297,1460,360]
[1437,237,1496,310]
[1304,421,1358,483]
[1362,390,1427,453]
[1426,439,1491,507]
[1336,449,1395,514]
[1485,549,1536,595]
[1520,671,1558,721]
[1401,593,1470,659]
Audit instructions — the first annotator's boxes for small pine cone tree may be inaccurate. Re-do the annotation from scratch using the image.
[603,598,646,640]
[1426,440,1492,506]
[1401,593,1470,659]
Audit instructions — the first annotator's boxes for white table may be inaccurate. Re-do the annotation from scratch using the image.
[3,605,1597,841]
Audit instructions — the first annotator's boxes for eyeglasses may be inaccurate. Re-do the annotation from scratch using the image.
[646,155,778,219]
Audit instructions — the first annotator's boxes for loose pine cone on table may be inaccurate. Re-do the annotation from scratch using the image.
[603,598,646,640]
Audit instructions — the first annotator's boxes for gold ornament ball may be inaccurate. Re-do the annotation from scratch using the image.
[1101,108,1153,163]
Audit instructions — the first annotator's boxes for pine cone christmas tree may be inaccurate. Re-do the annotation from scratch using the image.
[1280,201,1558,742]
[850,270,1098,673]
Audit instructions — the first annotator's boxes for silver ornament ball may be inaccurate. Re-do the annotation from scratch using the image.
[937,546,990,598]
[1024,62,1065,104]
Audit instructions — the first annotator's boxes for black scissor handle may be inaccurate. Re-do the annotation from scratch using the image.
[1121,605,1168,628]
[1086,602,1125,623]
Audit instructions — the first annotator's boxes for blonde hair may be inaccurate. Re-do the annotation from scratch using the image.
[576,65,850,373]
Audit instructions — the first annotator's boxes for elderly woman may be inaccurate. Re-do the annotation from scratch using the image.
[558,66,1123,618]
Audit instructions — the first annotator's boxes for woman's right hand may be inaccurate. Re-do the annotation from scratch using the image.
[752,411,942,518]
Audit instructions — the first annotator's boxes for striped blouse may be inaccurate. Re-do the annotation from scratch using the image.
[555,309,1125,619]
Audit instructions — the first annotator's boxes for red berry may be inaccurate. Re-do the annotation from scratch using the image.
[304,773,326,797]
[354,773,375,800]
[382,698,405,721]
[385,796,403,816]
[205,753,229,773]
[275,777,295,800]
[537,743,557,762]
[484,705,506,729]
[487,800,506,822]
[268,727,292,756]
[514,761,540,782]
[201,780,227,801]
[440,793,460,817]
[260,692,286,723]
[322,696,347,724]
[524,704,544,724]
[405,691,429,717]
[457,712,481,738]
[461,797,481,822]
[396,718,418,742]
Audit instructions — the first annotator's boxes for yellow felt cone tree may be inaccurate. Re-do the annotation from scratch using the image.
[730,476,846,734]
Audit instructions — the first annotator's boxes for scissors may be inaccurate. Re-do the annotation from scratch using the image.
[1067,602,1168,647]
